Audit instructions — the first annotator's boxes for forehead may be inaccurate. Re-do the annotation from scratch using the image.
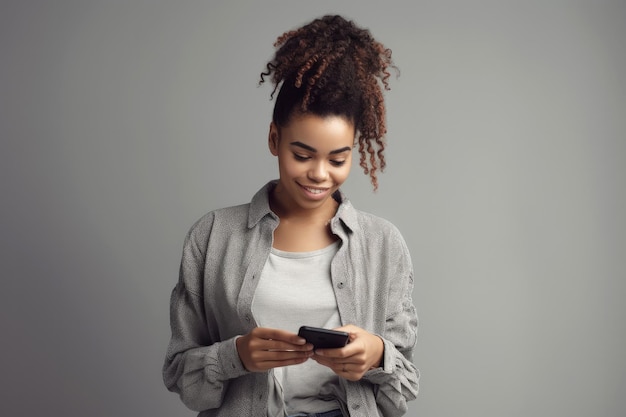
[280,113,355,149]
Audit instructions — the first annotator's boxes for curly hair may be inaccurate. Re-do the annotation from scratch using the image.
[259,15,397,190]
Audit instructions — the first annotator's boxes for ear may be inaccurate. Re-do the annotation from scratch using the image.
[268,122,280,156]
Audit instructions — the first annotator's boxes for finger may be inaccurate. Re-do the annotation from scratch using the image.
[334,324,359,341]
[254,328,308,345]
[253,350,313,370]
[311,355,354,370]
[255,346,314,361]
[338,363,363,381]
[257,356,310,370]
[312,357,361,380]
[313,344,354,358]
[265,339,313,352]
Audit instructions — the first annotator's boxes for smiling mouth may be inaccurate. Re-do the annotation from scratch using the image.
[301,185,329,195]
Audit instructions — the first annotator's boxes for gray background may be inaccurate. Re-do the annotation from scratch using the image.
[1,1,625,416]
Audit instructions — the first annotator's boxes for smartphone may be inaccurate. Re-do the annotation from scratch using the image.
[298,326,349,349]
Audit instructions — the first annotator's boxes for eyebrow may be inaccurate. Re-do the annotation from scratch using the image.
[290,141,352,155]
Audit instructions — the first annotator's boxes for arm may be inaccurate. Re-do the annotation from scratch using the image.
[364,239,419,417]
[162,261,249,411]
[313,279,418,417]
[365,286,419,416]
[162,215,315,412]
[314,228,419,416]
[162,218,248,412]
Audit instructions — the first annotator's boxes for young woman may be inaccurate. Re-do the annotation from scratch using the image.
[163,15,419,417]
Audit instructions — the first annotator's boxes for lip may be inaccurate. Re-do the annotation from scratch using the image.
[298,183,331,200]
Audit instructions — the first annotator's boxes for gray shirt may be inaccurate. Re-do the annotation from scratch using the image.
[254,243,342,415]
[163,181,419,416]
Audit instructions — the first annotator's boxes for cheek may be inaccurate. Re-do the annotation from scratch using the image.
[334,161,352,184]
[278,155,303,177]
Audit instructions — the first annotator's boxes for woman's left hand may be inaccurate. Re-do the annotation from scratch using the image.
[311,324,384,381]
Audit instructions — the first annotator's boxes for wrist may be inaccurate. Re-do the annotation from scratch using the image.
[371,335,385,369]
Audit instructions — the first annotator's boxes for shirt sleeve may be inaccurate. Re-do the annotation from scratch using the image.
[162,219,249,412]
[363,232,420,416]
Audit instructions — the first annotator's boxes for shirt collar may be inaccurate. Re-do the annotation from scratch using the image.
[247,180,357,233]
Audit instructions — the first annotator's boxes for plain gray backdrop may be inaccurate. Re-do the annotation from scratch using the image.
[2,1,625,416]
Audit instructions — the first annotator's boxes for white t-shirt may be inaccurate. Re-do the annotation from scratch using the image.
[252,241,342,415]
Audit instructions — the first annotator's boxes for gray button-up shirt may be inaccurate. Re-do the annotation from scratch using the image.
[163,181,419,416]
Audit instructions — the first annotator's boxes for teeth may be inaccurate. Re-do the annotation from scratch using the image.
[305,187,325,194]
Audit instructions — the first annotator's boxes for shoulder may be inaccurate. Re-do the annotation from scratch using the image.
[354,208,399,232]
[183,181,276,248]
[344,201,403,237]
[335,192,407,247]
[342,206,414,281]
[184,203,251,246]
[355,209,407,245]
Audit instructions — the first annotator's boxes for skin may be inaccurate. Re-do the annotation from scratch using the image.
[269,112,353,252]
[236,112,384,381]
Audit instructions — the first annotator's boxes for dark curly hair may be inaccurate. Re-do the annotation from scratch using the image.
[259,15,397,190]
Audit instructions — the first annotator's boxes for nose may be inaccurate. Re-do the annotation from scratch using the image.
[308,161,328,183]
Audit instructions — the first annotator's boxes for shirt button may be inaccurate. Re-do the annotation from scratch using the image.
[337,282,345,289]
[245,314,251,322]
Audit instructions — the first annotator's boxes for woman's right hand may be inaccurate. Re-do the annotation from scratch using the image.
[236,327,314,372]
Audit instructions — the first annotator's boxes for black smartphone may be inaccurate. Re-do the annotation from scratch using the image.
[298,326,350,349]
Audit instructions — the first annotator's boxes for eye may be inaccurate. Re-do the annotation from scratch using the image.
[330,160,347,167]
[293,153,310,161]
